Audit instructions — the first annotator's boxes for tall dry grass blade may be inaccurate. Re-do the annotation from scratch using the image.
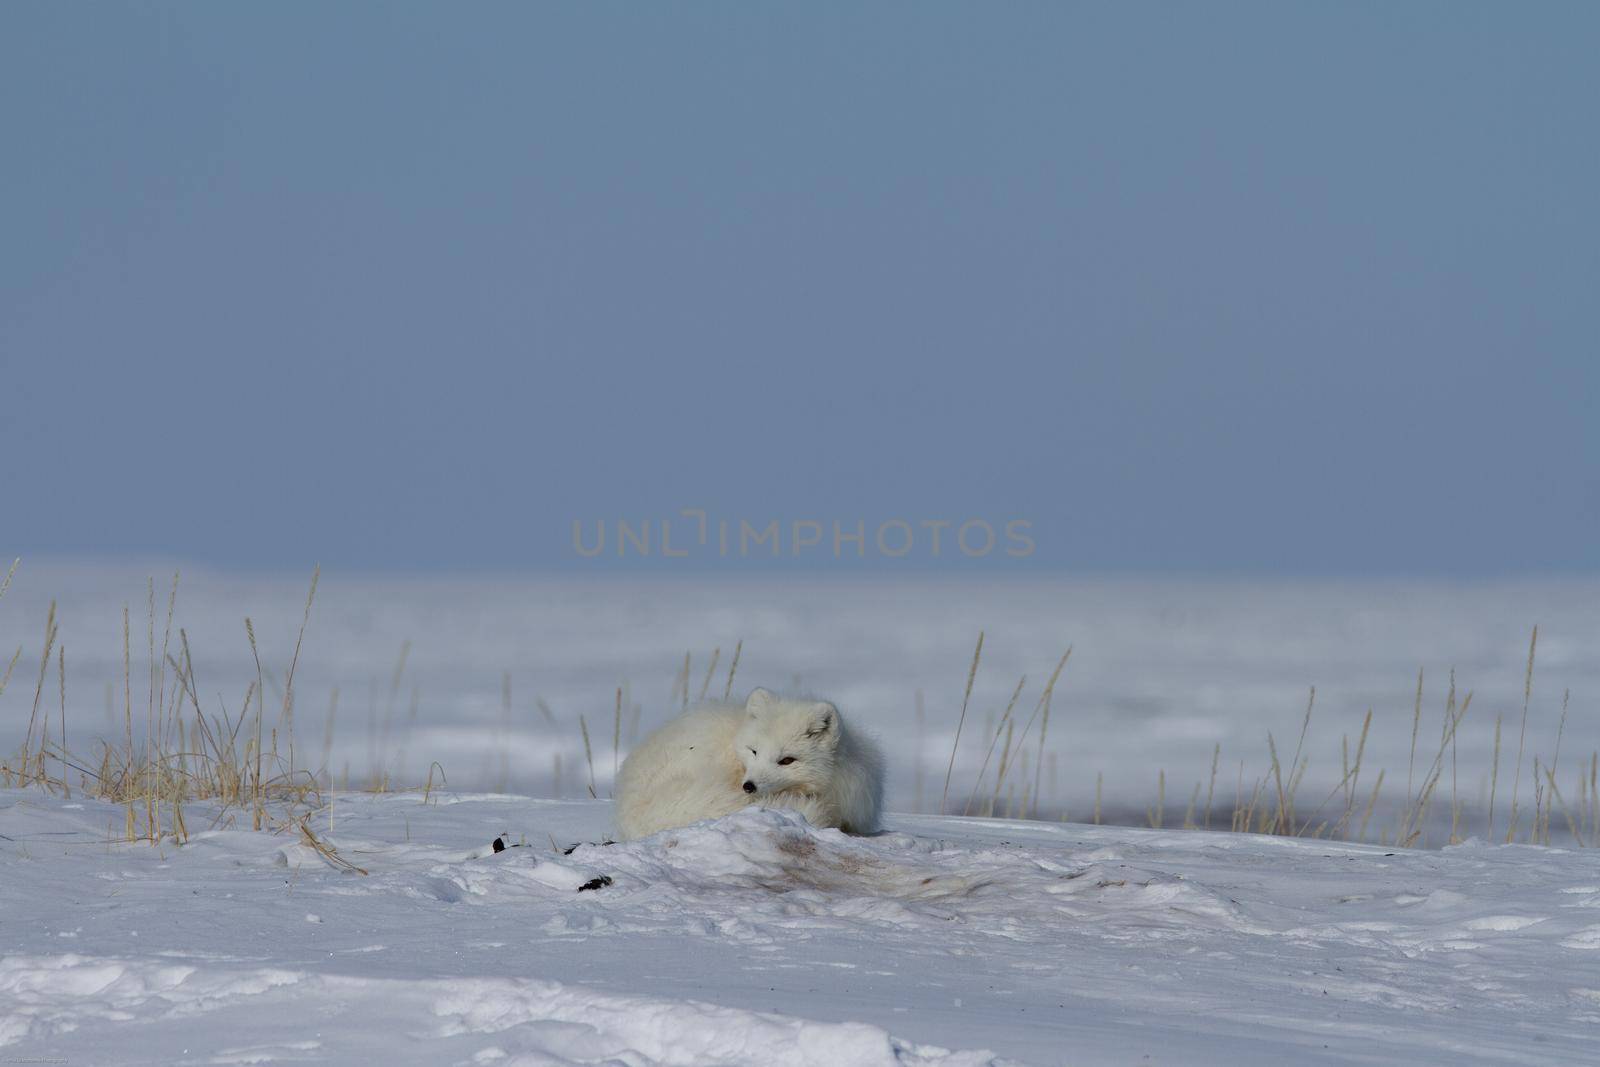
[143,579,162,839]
[281,566,319,780]
[722,639,743,702]
[22,602,57,784]
[1405,668,1423,808]
[1297,738,1377,840]
[1241,773,1266,833]
[1590,751,1598,845]
[1233,760,1245,831]
[0,556,18,726]
[0,644,21,704]
[1448,673,1461,844]
[1030,697,1051,819]
[914,689,926,813]
[1532,759,1545,844]
[1266,732,1288,834]
[940,631,983,815]
[1591,751,1598,846]
[1285,687,1316,827]
[1440,669,1455,752]
[57,645,67,793]
[1543,765,1585,847]
[1505,625,1537,843]
[177,629,205,723]
[1287,753,1310,811]
[246,618,265,831]
[1204,742,1220,829]
[1337,710,1372,837]
[1399,678,1452,844]
[612,686,623,782]
[1546,689,1571,842]
[1146,769,1165,828]
[1358,769,1384,842]
[121,605,134,838]
[1571,759,1588,844]
[1023,646,1072,818]
[1341,734,1350,809]
[987,717,1015,817]
[1400,691,1471,847]
[1488,712,1503,842]
[579,714,596,798]
[155,572,179,780]
[422,761,447,806]
[697,648,720,703]
[176,639,221,783]
[964,673,1024,816]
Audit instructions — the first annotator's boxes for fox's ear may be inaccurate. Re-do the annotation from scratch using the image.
[805,702,837,739]
[746,687,777,717]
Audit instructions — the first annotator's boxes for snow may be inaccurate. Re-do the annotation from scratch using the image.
[4,789,1599,1064]
[2,566,1597,1060]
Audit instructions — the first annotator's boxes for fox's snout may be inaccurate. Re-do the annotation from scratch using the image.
[742,780,757,793]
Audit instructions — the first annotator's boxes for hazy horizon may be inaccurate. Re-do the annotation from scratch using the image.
[9,552,1600,581]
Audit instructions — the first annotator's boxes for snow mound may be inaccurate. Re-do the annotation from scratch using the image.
[431,973,1014,1066]
[0,954,1010,1066]
[6,790,1600,1064]
[586,808,987,898]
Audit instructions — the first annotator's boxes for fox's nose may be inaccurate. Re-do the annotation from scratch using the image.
[742,781,756,793]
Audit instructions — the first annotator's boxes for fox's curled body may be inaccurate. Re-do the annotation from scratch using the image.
[613,689,884,840]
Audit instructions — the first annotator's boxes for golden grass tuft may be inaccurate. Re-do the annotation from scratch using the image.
[3,566,331,846]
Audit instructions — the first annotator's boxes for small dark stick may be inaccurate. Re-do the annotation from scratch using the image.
[563,839,616,855]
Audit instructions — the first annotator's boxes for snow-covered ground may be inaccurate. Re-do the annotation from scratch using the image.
[1,564,1595,833]
[3,789,1599,1065]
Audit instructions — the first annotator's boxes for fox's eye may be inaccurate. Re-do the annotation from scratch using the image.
[777,756,796,765]
[750,748,758,756]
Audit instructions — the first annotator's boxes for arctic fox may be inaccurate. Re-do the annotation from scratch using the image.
[613,688,885,840]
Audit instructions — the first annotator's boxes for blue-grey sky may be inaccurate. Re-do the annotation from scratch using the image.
[3,3,1595,574]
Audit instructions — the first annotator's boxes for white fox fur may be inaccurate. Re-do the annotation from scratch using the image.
[613,688,885,840]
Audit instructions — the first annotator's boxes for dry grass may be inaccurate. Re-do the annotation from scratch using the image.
[2,562,1592,853]
[2,567,338,846]
[925,625,1588,849]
